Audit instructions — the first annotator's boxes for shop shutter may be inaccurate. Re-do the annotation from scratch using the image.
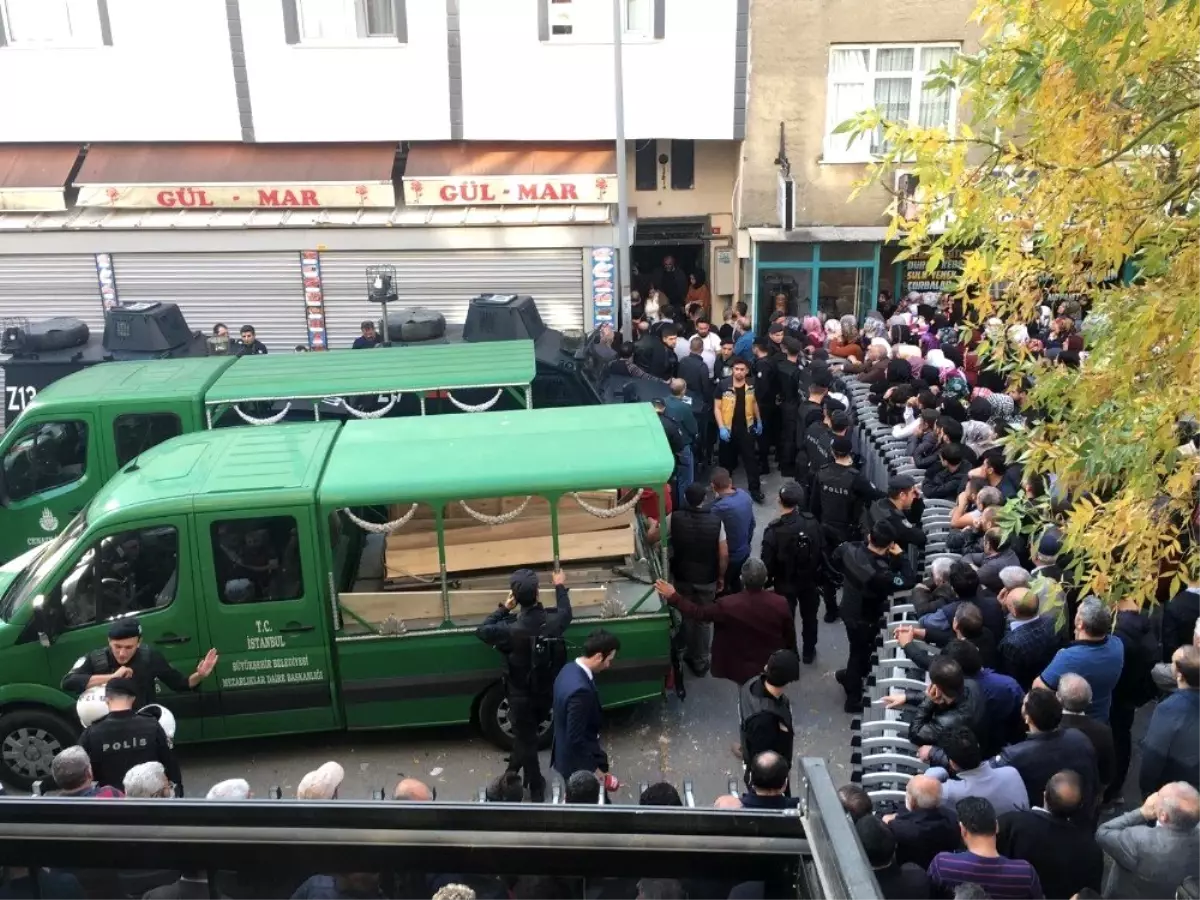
[0,255,105,431]
[318,249,584,349]
[112,252,308,353]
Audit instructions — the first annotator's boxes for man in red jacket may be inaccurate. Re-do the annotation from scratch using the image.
[655,558,796,685]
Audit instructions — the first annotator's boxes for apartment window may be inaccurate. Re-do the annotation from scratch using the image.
[542,0,662,41]
[670,140,694,190]
[824,43,959,162]
[634,141,657,192]
[0,0,108,47]
[626,0,653,36]
[287,0,405,43]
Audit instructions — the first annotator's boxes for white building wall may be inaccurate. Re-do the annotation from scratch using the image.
[0,0,241,142]
[240,0,452,142]
[458,0,737,141]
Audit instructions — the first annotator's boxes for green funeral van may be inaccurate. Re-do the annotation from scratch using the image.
[0,405,676,789]
[0,341,542,567]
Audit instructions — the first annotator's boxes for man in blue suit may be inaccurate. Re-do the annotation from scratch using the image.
[551,629,622,790]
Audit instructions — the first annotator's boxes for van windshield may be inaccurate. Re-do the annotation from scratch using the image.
[0,511,88,621]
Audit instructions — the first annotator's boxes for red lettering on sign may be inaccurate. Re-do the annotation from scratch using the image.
[561,183,578,200]
[480,183,496,202]
[517,184,539,201]
[157,190,176,208]
[300,189,319,206]
[258,189,280,205]
[439,184,458,202]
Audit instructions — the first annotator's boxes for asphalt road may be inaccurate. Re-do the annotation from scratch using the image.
[177,467,859,803]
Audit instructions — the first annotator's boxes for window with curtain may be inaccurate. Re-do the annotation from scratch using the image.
[298,0,395,41]
[2,0,98,44]
[824,43,960,162]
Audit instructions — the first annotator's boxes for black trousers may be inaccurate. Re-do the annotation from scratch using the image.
[797,589,821,653]
[718,426,761,493]
[506,694,546,794]
[759,403,780,471]
[778,404,797,478]
[1107,699,1137,802]
[842,621,877,699]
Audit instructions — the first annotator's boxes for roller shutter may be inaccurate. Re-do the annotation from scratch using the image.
[112,252,308,353]
[319,249,584,348]
[0,255,105,431]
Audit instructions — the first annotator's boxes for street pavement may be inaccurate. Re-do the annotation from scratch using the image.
[177,467,859,803]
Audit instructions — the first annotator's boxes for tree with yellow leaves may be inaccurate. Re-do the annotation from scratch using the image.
[838,0,1199,605]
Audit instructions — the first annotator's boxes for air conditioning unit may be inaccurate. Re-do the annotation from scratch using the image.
[777,173,796,231]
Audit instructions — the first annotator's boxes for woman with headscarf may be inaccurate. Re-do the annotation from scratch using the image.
[768,291,791,323]
[827,317,860,361]
[685,270,712,318]
[801,315,824,349]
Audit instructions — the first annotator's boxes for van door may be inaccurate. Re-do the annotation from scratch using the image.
[0,413,99,565]
[194,507,337,739]
[39,513,211,743]
[101,409,187,474]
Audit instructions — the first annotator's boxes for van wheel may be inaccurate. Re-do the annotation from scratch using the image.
[477,683,553,752]
[0,709,77,791]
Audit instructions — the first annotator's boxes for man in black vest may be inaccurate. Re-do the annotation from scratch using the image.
[810,436,885,623]
[78,677,182,794]
[794,367,832,481]
[476,568,573,802]
[761,482,826,664]
[738,650,800,787]
[667,482,728,676]
[774,337,802,479]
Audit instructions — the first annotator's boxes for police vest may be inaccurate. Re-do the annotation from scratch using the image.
[670,508,723,586]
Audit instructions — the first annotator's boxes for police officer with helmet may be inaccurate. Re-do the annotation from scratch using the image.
[761,482,825,664]
[78,677,183,794]
[476,568,573,802]
[61,618,219,712]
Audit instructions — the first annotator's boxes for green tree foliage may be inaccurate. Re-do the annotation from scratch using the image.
[839,0,1200,604]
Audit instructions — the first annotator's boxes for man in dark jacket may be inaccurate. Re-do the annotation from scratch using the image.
[856,815,932,900]
[741,751,800,809]
[551,629,621,786]
[997,587,1060,691]
[639,323,679,379]
[963,527,1021,593]
[652,255,688,307]
[863,475,927,551]
[761,481,825,663]
[1057,674,1117,801]
[997,771,1104,899]
[992,688,1099,815]
[667,482,728,676]
[1139,645,1200,796]
[477,568,574,801]
[882,656,986,769]
[677,337,714,465]
[923,442,970,500]
[774,337,802,478]
[1107,601,1159,802]
[737,650,800,784]
[656,559,796,687]
[78,678,183,794]
[881,774,960,869]
[811,435,885,623]
[1161,583,1200,662]
[793,368,832,481]
[833,521,917,713]
[752,338,778,474]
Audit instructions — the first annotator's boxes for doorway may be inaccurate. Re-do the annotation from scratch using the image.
[631,217,709,311]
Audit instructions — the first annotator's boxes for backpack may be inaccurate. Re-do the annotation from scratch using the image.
[529,635,567,694]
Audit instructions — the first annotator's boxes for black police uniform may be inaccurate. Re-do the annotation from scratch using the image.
[761,504,825,658]
[78,696,183,793]
[476,572,573,801]
[802,419,834,481]
[61,644,194,713]
[862,496,928,551]
[773,357,801,478]
[810,460,886,619]
[752,355,778,473]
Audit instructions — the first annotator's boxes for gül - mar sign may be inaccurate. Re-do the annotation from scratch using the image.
[77,183,395,209]
[403,175,617,206]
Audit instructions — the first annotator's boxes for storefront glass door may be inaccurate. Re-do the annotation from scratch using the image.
[752,242,880,329]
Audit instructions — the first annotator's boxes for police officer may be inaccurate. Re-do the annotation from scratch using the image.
[862,474,928,552]
[476,568,573,803]
[78,677,183,794]
[61,619,219,712]
[774,337,803,478]
[751,338,778,475]
[810,436,885,623]
[738,650,800,789]
[761,482,825,663]
[794,368,832,481]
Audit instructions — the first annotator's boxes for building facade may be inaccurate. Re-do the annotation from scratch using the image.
[736,0,979,327]
[0,0,742,373]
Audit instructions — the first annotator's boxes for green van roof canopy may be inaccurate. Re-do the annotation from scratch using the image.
[202,341,537,405]
[318,405,675,507]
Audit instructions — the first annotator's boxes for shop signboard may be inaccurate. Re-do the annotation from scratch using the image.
[0,188,68,212]
[903,248,965,294]
[76,183,395,209]
[589,247,615,330]
[403,174,618,206]
[300,252,328,351]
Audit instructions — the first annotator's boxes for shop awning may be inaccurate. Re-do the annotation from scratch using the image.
[74,143,398,210]
[402,142,617,207]
[0,144,81,212]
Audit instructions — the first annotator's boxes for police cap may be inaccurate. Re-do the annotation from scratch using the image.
[829,411,851,431]
[831,436,854,456]
[108,618,142,640]
[778,482,806,508]
[810,367,833,388]
[888,474,917,493]
[510,568,540,607]
[105,677,138,700]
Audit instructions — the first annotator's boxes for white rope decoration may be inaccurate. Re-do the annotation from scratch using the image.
[341,394,398,419]
[446,388,503,413]
[457,496,532,525]
[233,402,292,426]
[572,489,643,519]
[340,504,419,534]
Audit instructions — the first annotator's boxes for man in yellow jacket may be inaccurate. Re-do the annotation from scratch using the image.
[714,358,765,503]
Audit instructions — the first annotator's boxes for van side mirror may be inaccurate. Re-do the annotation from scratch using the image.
[31,595,54,647]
